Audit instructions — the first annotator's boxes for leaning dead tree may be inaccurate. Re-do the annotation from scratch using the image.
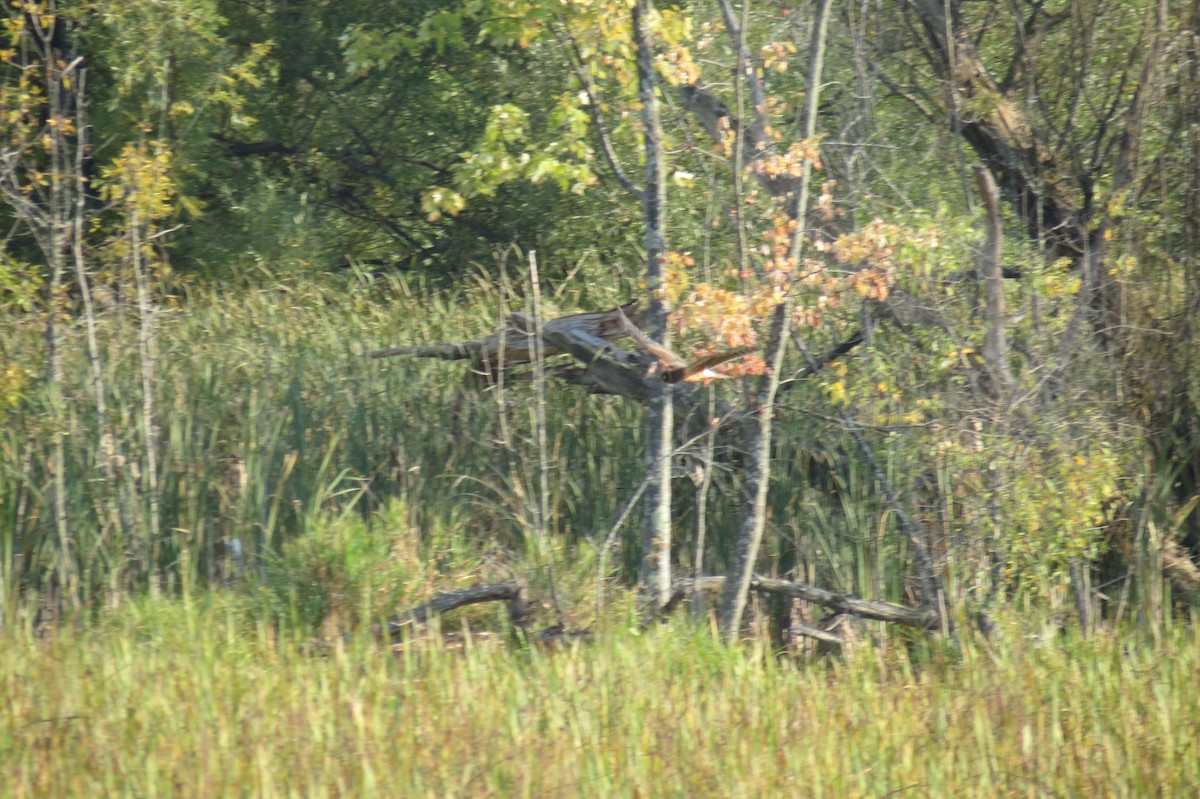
[367,308,945,646]
[662,576,940,630]
[302,582,592,653]
[370,303,645,374]
[368,303,756,403]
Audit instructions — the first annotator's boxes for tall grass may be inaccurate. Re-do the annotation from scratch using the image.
[1,267,925,614]
[0,265,1167,632]
[0,270,654,612]
[2,263,1195,797]
[1,599,1197,797]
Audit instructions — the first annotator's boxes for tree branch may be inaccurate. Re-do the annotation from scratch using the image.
[659,575,939,629]
[555,25,644,202]
[376,582,528,641]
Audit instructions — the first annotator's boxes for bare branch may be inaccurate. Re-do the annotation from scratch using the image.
[377,582,528,641]
[715,0,771,141]
[659,576,939,629]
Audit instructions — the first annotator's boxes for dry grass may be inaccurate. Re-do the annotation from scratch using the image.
[2,598,1197,798]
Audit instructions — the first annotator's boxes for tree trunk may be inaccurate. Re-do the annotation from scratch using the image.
[718,0,833,640]
[975,165,1013,393]
[633,0,674,614]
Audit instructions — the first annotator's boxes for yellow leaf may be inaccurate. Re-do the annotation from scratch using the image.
[828,380,847,406]
[672,170,695,187]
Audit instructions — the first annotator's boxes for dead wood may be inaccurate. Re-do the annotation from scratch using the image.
[788,623,844,646]
[541,325,658,400]
[975,165,1014,392]
[368,302,646,374]
[367,300,740,404]
[792,613,875,654]
[751,577,939,627]
[657,575,939,630]
[376,581,529,641]
[371,582,595,651]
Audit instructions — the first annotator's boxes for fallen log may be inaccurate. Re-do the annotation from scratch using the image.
[751,576,940,628]
[542,326,657,400]
[372,582,595,650]
[376,581,529,641]
[658,575,939,630]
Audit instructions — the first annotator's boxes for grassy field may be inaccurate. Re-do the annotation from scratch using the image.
[2,272,1197,797]
[2,598,1197,798]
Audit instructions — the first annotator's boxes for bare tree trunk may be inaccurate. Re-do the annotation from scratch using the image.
[719,0,833,639]
[526,251,565,627]
[633,0,674,614]
[690,392,717,619]
[975,166,1013,393]
[901,0,1084,262]
[526,251,551,543]
[45,36,79,612]
[46,127,75,612]
[131,204,161,592]
[66,68,123,560]
[0,8,88,610]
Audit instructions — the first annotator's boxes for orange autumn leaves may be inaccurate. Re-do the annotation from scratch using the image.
[659,214,906,379]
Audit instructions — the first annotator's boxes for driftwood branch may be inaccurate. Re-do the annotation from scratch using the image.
[658,575,939,629]
[377,582,528,641]
[750,576,938,627]
[368,302,745,405]
[543,327,658,400]
[789,623,845,646]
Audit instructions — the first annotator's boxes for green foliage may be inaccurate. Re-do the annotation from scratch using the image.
[0,361,30,424]
[421,100,596,222]
[163,0,624,277]
[263,498,492,632]
[0,255,41,314]
[86,0,270,126]
[1002,441,1123,580]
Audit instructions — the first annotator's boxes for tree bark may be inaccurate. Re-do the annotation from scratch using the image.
[666,576,939,630]
[633,0,674,614]
[975,165,1013,393]
[902,0,1085,262]
[378,582,528,640]
[718,0,833,640]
